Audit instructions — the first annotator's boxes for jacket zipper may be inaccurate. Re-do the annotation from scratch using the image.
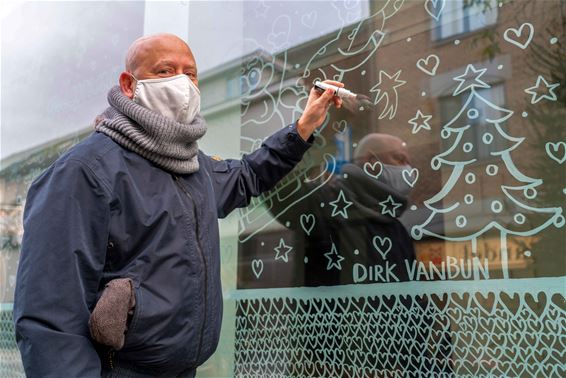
[173,174,208,366]
[108,349,114,369]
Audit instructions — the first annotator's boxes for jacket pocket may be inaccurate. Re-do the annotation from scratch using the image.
[89,278,136,350]
[121,280,144,349]
[118,275,199,371]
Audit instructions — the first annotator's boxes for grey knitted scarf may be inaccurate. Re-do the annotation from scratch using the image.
[94,86,207,174]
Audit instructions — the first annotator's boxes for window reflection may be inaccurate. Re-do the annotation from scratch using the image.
[439,84,507,160]
[234,1,565,377]
[433,0,499,40]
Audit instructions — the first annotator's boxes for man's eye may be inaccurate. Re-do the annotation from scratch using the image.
[157,67,175,75]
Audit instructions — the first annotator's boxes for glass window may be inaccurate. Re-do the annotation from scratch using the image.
[433,0,499,40]
[439,83,507,160]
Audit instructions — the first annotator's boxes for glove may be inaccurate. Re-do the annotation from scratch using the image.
[89,278,136,350]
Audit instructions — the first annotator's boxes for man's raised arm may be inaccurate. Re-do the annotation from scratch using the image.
[206,80,344,217]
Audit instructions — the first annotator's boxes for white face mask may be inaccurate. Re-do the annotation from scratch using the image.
[131,74,201,124]
[378,163,413,197]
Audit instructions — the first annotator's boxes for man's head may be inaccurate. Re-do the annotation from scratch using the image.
[352,133,413,197]
[353,133,410,167]
[119,33,198,99]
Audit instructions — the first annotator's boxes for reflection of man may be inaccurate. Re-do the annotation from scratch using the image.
[13,33,343,377]
[345,133,415,282]
[260,132,417,287]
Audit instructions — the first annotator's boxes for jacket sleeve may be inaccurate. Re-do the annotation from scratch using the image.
[13,158,111,378]
[207,122,314,218]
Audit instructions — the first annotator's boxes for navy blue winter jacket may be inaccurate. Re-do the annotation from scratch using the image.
[14,123,312,377]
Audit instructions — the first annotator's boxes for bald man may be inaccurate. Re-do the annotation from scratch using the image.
[14,33,342,377]
[354,133,411,168]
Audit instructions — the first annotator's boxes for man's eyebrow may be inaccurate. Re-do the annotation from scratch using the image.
[153,60,196,70]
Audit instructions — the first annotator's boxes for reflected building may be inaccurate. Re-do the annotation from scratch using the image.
[236,0,563,288]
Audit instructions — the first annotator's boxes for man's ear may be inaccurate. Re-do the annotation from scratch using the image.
[119,72,136,99]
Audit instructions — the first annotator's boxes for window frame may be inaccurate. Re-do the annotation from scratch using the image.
[432,0,499,42]
[437,82,507,164]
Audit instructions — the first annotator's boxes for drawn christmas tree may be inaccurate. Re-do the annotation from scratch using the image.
[411,64,565,279]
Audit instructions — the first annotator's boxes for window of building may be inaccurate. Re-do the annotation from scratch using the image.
[439,83,506,161]
[433,0,498,40]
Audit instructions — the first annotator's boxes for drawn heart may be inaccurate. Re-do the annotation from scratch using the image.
[503,23,534,49]
[372,235,392,259]
[332,120,347,134]
[474,291,496,316]
[363,161,383,179]
[451,292,470,310]
[425,0,446,21]
[252,259,264,279]
[416,54,440,76]
[545,141,566,164]
[524,292,547,317]
[430,293,449,312]
[301,11,317,29]
[300,213,316,235]
[551,293,566,311]
[402,168,419,187]
[267,31,288,50]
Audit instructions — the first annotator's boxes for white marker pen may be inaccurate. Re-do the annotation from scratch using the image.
[314,81,357,99]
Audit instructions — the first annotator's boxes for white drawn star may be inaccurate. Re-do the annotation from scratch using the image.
[274,238,293,263]
[369,70,406,120]
[524,75,560,104]
[453,64,491,96]
[324,243,345,271]
[408,110,432,134]
[379,195,403,218]
[329,189,353,219]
